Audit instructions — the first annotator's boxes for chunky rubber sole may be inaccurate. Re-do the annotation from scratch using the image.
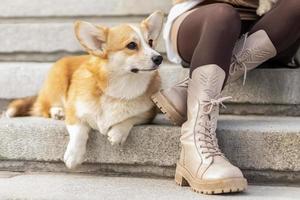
[175,163,247,195]
[151,92,185,126]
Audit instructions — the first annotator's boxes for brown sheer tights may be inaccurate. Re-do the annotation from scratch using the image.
[177,0,300,79]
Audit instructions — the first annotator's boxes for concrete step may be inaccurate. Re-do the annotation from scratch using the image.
[0,22,166,62]
[0,0,171,18]
[0,0,171,62]
[0,172,299,200]
[1,62,300,116]
[0,115,300,184]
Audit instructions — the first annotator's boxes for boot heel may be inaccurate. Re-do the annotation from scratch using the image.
[175,171,189,187]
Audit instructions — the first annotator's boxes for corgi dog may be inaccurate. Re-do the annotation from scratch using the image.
[6,11,164,169]
[257,0,278,16]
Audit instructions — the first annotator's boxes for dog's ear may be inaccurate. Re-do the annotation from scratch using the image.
[141,11,164,46]
[74,21,108,57]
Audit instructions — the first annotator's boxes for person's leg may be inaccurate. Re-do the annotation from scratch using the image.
[227,0,300,84]
[270,39,300,67]
[170,3,247,194]
[153,0,300,126]
[250,0,300,54]
[177,3,241,79]
[152,3,241,125]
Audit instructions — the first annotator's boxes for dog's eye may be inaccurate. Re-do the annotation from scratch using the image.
[127,42,138,50]
[149,39,153,47]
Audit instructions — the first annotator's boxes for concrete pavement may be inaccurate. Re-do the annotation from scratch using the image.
[0,172,299,200]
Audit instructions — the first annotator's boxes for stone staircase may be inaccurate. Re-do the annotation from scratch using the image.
[1,115,300,184]
[0,0,300,199]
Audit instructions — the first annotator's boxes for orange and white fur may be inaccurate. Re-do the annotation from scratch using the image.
[257,0,278,16]
[6,11,164,169]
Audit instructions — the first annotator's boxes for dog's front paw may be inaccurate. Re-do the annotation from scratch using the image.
[257,2,272,16]
[63,144,86,169]
[107,128,129,146]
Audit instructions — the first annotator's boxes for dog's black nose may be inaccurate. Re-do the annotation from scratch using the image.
[152,55,163,66]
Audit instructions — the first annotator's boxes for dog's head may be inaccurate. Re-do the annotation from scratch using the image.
[75,11,164,75]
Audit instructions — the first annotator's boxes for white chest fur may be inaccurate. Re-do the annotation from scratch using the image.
[76,93,154,134]
[75,73,156,135]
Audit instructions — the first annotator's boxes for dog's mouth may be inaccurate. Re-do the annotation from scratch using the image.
[130,65,160,73]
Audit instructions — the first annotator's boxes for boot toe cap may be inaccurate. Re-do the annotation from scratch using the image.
[202,163,244,180]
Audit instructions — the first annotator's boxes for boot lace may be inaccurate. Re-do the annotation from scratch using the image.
[202,96,232,115]
[229,33,249,85]
[196,96,232,159]
[177,77,189,88]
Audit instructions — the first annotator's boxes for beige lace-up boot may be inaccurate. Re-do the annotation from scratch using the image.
[151,78,188,125]
[152,30,276,125]
[175,64,247,194]
[227,30,277,84]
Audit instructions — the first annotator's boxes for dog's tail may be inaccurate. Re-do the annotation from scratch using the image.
[5,96,37,118]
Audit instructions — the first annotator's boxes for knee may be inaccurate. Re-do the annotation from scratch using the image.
[208,4,241,33]
[212,4,240,23]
